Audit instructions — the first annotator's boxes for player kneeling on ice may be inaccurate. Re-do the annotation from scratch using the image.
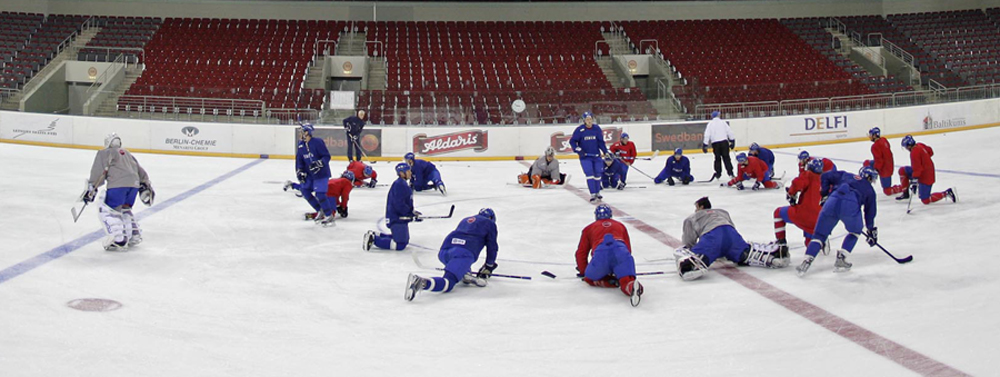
[601,154,628,190]
[291,171,353,223]
[774,159,825,255]
[364,163,420,251]
[575,204,643,306]
[83,133,154,251]
[405,208,499,302]
[863,127,897,196]
[347,160,378,188]
[748,143,775,178]
[796,167,880,277]
[797,151,836,176]
[518,146,567,188]
[404,152,446,195]
[724,153,780,190]
[675,197,788,281]
[654,148,694,185]
[887,135,956,205]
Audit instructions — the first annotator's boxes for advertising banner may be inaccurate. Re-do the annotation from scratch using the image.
[651,122,705,151]
[549,126,622,153]
[0,112,75,144]
[307,127,383,157]
[785,113,854,143]
[412,129,488,156]
[150,123,232,153]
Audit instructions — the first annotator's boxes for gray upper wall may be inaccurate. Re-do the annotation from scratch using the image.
[3,0,1000,21]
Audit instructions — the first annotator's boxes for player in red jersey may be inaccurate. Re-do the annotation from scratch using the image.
[862,127,897,195]
[797,151,836,177]
[725,153,780,190]
[300,171,354,221]
[346,160,378,188]
[609,133,637,183]
[575,204,643,306]
[774,158,824,255]
[891,135,956,205]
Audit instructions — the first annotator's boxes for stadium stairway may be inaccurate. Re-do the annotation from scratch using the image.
[1,27,100,111]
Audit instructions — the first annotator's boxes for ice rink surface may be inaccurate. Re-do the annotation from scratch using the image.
[2,127,999,376]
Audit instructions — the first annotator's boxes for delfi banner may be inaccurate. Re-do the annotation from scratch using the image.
[150,123,232,153]
[0,112,75,144]
[786,112,857,143]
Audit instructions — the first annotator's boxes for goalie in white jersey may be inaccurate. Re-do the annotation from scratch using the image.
[82,133,155,251]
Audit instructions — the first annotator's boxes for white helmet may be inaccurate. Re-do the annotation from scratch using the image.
[544,146,556,157]
[104,133,121,149]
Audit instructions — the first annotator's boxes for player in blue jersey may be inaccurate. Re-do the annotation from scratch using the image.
[295,123,335,226]
[749,142,775,178]
[796,166,879,277]
[404,152,446,196]
[654,148,694,185]
[364,163,421,251]
[405,208,499,301]
[601,154,628,190]
[569,112,610,202]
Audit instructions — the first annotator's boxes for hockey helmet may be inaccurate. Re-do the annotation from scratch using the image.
[749,142,760,152]
[868,127,881,139]
[395,162,410,174]
[797,151,810,161]
[479,208,496,222]
[363,165,373,176]
[735,152,748,164]
[544,146,556,157]
[806,158,824,174]
[901,134,916,149]
[621,132,630,140]
[342,171,356,181]
[858,166,878,182]
[404,152,416,162]
[582,111,593,120]
[674,148,683,156]
[595,204,613,220]
[300,123,314,136]
[104,133,122,149]
[711,110,720,118]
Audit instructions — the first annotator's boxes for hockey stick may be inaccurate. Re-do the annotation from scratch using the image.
[434,268,531,280]
[347,132,369,162]
[870,239,913,264]
[906,186,915,214]
[71,201,89,223]
[639,150,660,161]
[400,204,456,221]
[540,270,667,279]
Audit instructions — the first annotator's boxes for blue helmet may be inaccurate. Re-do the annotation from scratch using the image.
[300,123,314,135]
[674,148,683,155]
[621,132,630,139]
[859,166,878,182]
[342,171,355,181]
[901,134,916,148]
[595,204,613,220]
[711,110,720,118]
[798,151,810,161]
[479,208,496,222]
[404,152,415,162]
[363,165,373,176]
[807,158,824,174]
[735,152,748,164]
[749,142,760,152]
[395,162,410,174]
[582,111,594,120]
[868,127,881,138]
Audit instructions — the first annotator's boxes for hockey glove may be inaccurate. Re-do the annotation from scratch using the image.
[477,263,498,279]
[787,192,798,205]
[337,206,348,218]
[729,139,736,150]
[909,181,918,194]
[367,178,377,188]
[296,169,307,183]
[866,227,878,246]
[573,146,582,154]
[667,177,675,186]
[820,195,828,207]
[412,210,423,222]
[81,184,97,203]
[752,181,761,191]
[309,160,324,174]
[139,182,155,206]
[701,144,709,154]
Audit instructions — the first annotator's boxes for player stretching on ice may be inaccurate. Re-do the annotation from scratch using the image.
[295,124,335,226]
[517,147,565,188]
[405,208,499,301]
[797,151,836,176]
[724,153,780,190]
[774,159,824,255]
[609,133,636,183]
[569,112,610,203]
[702,111,736,181]
[575,204,644,307]
[601,154,628,190]
[364,163,420,251]
[654,148,694,185]
[404,152,446,195]
[748,142,775,178]
[83,133,154,251]
[346,160,378,188]
[796,167,879,277]
[293,171,353,222]
[863,127,896,195]
[674,197,788,281]
[889,135,957,205]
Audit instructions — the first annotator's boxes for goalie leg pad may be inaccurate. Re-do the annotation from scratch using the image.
[98,203,128,250]
[674,248,709,281]
[741,242,787,268]
[122,208,143,246]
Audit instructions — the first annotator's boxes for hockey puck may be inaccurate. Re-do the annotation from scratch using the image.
[541,271,556,279]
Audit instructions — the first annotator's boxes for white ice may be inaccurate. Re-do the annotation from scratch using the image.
[1,127,999,376]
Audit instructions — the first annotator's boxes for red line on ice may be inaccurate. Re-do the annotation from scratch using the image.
[552,171,968,376]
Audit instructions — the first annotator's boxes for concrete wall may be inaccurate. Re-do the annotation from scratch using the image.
[4,0,1000,21]
[22,63,68,114]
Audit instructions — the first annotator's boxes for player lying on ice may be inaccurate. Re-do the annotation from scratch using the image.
[517,146,567,188]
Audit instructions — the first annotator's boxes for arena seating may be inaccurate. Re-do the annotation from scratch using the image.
[120,18,342,115]
[78,16,161,63]
[1,12,87,91]
[889,10,1000,86]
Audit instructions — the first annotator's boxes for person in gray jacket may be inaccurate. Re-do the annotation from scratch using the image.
[82,133,154,251]
[518,147,567,189]
[674,197,787,280]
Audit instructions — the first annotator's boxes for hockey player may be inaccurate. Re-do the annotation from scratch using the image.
[890,135,957,205]
[796,167,879,277]
[748,142,775,178]
[797,151,836,176]
[295,123,335,226]
[300,171,354,222]
[405,208,499,301]
[343,110,366,162]
[774,158,824,255]
[364,163,420,251]
[82,133,154,251]
[863,127,896,195]
[404,152,446,195]
[609,133,637,182]
[517,146,566,188]
[724,153,780,190]
[674,197,788,281]
[569,112,610,202]
[575,204,643,306]
[702,111,736,181]
[601,154,628,190]
[346,160,378,188]
[654,148,694,185]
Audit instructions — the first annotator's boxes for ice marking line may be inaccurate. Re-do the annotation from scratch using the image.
[773,150,1000,179]
[0,159,266,286]
[550,166,968,376]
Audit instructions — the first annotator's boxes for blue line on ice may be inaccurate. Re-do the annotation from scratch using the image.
[0,158,266,285]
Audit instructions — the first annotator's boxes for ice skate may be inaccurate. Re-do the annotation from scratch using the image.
[437,183,447,196]
[895,190,910,201]
[127,234,143,247]
[103,238,128,252]
[283,180,293,192]
[590,194,600,203]
[796,255,814,277]
[318,213,336,227]
[628,280,644,307]
[304,212,318,220]
[405,273,427,301]
[363,230,375,251]
[833,249,852,273]
[945,188,957,203]
[776,239,789,261]
[462,272,487,287]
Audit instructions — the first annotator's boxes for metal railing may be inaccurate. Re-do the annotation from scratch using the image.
[115,95,267,121]
[76,46,145,66]
[1,88,18,103]
[82,53,127,115]
[365,40,384,60]
[267,108,319,124]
